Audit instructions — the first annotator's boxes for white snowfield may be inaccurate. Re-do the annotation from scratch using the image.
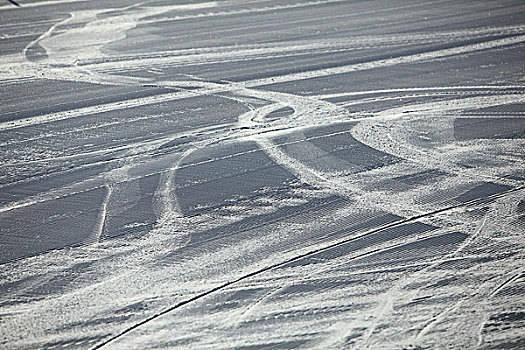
[0,0,524,349]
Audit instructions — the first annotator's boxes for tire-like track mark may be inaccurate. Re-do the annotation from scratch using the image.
[90,185,524,349]
[314,85,525,100]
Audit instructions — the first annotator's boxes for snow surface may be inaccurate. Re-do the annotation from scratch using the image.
[0,0,524,349]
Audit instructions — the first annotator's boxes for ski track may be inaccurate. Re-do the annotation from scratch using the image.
[83,24,525,73]
[490,271,523,298]
[85,185,112,245]
[89,185,524,349]
[2,45,523,131]
[359,208,493,347]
